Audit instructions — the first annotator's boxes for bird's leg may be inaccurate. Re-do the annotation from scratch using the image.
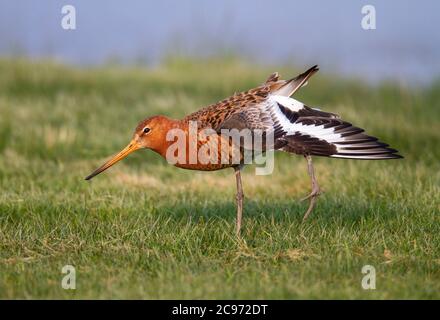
[234,166,244,236]
[301,155,321,221]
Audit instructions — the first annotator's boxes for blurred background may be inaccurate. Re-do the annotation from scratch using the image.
[1,0,439,84]
[0,0,439,299]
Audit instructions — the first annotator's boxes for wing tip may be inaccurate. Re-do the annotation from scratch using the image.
[303,65,319,78]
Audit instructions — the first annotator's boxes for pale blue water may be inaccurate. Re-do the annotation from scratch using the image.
[0,0,439,83]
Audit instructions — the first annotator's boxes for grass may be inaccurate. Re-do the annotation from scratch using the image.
[0,57,439,299]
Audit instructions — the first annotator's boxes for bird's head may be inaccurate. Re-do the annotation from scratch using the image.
[85,115,174,180]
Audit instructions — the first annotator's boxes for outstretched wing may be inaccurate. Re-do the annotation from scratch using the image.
[269,96,402,159]
[186,66,402,160]
[218,94,402,159]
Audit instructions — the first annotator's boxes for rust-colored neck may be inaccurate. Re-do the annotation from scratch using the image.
[150,117,234,171]
[148,118,188,159]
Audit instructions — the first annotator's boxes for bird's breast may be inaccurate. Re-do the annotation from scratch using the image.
[159,129,243,171]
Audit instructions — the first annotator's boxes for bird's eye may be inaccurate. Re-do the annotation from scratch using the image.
[143,127,150,134]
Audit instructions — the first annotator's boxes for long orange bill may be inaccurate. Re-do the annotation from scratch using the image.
[85,140,140,180]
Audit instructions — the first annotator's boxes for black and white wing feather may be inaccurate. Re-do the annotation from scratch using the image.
[270,95,402,160]
[216,66,402,160]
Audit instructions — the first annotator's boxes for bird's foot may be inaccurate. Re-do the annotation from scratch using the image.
[300,185,322,202]
[301,185,321,222]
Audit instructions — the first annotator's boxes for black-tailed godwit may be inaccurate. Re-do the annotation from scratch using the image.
[86,66,402,235]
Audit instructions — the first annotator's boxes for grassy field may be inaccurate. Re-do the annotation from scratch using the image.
[0,57,439,299]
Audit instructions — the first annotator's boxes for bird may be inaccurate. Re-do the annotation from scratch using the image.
[85,65,402,236]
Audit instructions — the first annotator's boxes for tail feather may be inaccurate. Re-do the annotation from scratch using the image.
[270,65,319,97]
